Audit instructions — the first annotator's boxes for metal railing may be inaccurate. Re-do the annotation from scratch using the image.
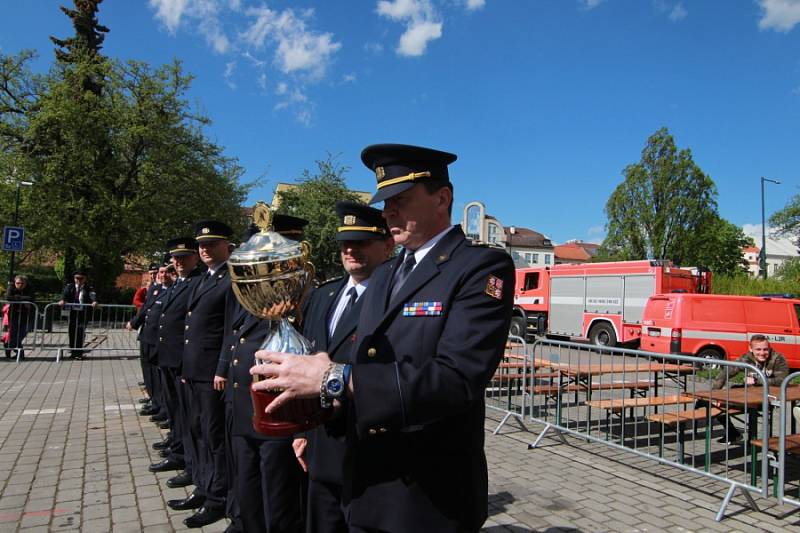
[1,300,39,362]
[485,335,529,434]
[37,302,139,361]
[776,371,800,507]
[524,339,770,522]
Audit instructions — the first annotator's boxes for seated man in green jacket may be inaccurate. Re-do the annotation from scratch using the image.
[709,334,789,443]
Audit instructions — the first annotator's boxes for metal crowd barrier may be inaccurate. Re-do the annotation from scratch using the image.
[37,302,139,361]
[524,339,770,522]
[0,300,39,362]
[776,371,800,507]
[485,335,528,434]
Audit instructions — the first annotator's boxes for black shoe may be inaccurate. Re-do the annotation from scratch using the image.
[148,458,185,473]
[184,505,225,528]
[168,492,205,511]
[166,471,194,489]
[149,413,167,422]
[158,420,171,430]
[70,354,84,360]
[139,406,159,416]
[223,525,243,533]
[152,439,172,451]
[138,397,151,404]
[138,381,145,386]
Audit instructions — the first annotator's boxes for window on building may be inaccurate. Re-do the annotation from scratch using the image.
[544,254,551,265]
[487,223,499,244]
[532,253,538,264]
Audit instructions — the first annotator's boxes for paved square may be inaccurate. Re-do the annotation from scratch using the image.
[2,343,800,532]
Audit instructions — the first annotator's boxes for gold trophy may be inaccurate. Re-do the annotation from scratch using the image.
[229,202,322,437]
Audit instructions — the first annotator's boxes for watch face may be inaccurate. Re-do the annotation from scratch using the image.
[326,379,343,395]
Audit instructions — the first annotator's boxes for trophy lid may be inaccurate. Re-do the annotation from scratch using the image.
[229,203,307,264]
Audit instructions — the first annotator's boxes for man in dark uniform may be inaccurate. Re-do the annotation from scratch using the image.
[150,238,203,484]
[132,263,159,405]
[173,220,234,529]
[223,213,309,533]
[129,264,167,417]
[58,270,98,359]
[294,201,393,533]
[252,144,515,532]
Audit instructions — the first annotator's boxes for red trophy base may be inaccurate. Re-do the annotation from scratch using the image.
[251,388,324,437]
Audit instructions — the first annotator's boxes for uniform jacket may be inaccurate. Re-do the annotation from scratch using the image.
[130,282,161,337]
[219,290,250,391]
[61,283,96,311]
[302,276,363,485]
[182,264,231,382]
[345,226,515,533]
[156,268,203,370]
[713,349,790,388]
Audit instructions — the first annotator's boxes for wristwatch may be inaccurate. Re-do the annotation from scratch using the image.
[320,363,351,408]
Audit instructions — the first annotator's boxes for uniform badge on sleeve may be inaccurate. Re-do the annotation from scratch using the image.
[485,275,503,300]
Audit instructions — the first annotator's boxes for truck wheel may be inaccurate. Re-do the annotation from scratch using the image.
[589,323,617,348]
[509,317,526,340]
[697,347,724,370]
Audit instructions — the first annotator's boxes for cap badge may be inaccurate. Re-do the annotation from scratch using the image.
[375,166,385,180]
[201,227,210,235]
[344,215,356,226]
[177,244,186,249]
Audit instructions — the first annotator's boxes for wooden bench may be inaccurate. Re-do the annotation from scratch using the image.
[491,371,559,383]
[647,407,744,464]
[528,381,651,396]
[750,435,800,497]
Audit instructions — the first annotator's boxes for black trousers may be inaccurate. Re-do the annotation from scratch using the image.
[161,366,184,460]
[187,379,227,507]
[67,312,88,356]
[178,375,199,486]
[231,435,304,533]
[307,479,347,533]
[140,343,161,409]
[224,400,243,532]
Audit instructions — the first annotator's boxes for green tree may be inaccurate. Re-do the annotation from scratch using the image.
[770,195,800,250]
[683,216,752,275]
[603,128,721,266]
[0,1,251,294]
[275,155,362,281]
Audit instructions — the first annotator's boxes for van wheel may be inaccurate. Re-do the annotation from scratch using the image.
[509,317,526,340]
[697,347,724,370]
[589,323,617,348]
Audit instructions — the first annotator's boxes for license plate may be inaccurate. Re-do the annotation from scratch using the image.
[648,330,661,337]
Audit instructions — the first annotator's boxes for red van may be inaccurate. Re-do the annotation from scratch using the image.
[640,293,800,368]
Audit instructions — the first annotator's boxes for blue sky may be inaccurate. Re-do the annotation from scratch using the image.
[2,0,799,244]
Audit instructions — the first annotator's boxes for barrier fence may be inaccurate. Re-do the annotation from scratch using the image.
[486,335,528,434]
[0,302,140,361]
[503,338,774,522]
[776,371,800,507]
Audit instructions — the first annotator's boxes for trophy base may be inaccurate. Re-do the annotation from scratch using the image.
[251,388,320,437]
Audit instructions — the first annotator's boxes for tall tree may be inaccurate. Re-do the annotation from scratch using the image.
[770,195,800,250]
[682,215,753,275]
[602,128,718,264]
[274,155,363,281]
[0,1,251,294]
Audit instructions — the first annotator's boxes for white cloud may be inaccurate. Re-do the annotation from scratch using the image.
[242,50,266,67]
[669,3,687,21]
[149,0,230,53]
[257,72,267,90]
[276,82,289,95]
[581,0,604,9]
[466,0,485,10]
[758,0,800,32]
[223,60,237,89]
[364,41,384,54]
[242,6,341,79]
[376,0,443,57]
[342,73,357,83]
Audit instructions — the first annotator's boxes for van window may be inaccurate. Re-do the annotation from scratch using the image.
[524,272,539,291]
[691,298,743,323]
[744,300,791,327]
[795,304,800,326]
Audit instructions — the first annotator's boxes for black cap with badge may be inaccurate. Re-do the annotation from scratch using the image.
[193,220,233,242]
[361,143,457,204]
[167,237,198,257]
[148,262,160,272]
[335,201,389,241]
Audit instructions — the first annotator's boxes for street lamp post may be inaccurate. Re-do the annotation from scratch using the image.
[7,178,33,286]
[760,176,781,280]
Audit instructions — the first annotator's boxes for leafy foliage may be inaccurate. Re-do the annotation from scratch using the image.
[0,2,251,295]
[770,194,800,250]
[712,273,800,297]
[601,128,747,274]
[274,155,363,281]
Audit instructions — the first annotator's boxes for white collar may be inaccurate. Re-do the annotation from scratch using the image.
[404,225,456,266]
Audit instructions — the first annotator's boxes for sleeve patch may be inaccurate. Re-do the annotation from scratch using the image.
[485,275,504,300]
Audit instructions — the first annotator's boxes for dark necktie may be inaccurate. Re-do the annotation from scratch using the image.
[391,252,416,300]
[333,287,359,337]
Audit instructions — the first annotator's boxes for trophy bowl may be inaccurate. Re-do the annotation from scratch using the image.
[229,203,323,437]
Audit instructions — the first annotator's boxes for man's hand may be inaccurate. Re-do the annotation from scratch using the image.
[292,438,308,472]
[250,350,332,414]
[91,301,98,308]
[58,300,65,307]
[125,321,133,331]
[213,375,227,391]
[745,376,756,386]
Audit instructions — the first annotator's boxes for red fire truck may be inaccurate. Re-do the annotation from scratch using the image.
[511,260,711,347]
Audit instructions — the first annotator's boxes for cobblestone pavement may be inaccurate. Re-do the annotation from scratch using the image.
[2,346,800,532]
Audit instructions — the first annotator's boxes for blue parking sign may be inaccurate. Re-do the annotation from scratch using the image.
[3,226,24,252]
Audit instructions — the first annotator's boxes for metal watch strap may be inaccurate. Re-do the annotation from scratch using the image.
[320,363,335,408]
